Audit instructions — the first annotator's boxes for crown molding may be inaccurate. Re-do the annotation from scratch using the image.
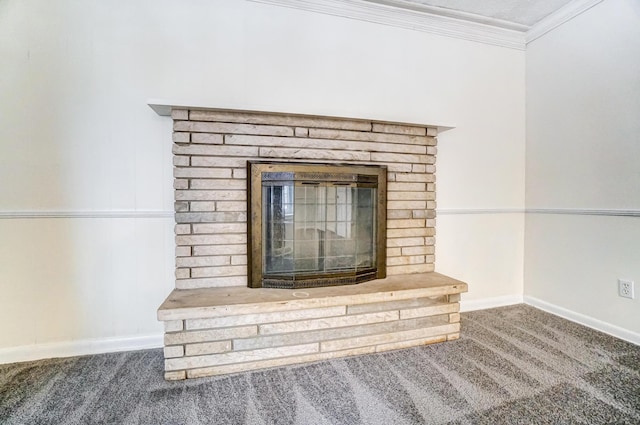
[248,0,526,50]
[526,0,604,43]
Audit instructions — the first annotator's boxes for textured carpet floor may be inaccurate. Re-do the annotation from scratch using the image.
[1,304,639,424]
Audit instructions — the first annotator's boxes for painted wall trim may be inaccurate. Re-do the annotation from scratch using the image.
[438,208,525,215]
[0,334,164,365]
[526,208,640,218]
[460,294,523,312]
[3,208,637,219]
[526,0,604,43]
[247,0,526,50]
[524,296,640,346]
[0,211,174,219]
[438,208,640,217]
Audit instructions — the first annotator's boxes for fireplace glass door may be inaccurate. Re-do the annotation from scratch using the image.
[249,162,386,288]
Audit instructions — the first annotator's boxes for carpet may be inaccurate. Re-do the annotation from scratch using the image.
[1,304,639,424]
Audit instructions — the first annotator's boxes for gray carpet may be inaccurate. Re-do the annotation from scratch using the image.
[1,304,639,424]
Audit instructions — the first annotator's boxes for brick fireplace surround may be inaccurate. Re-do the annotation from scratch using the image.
[153,105,468,380]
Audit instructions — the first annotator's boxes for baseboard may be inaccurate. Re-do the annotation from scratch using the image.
[524,296,640,346]
[0,333,164,365]
[460,294,523,312]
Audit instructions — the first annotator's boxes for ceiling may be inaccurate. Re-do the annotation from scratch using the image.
[363,0,576,29]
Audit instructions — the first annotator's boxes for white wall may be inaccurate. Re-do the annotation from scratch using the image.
[0,0,525,360]
[525,0,640,338]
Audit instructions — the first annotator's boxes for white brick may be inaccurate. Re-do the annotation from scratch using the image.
[174,121,294,137]
[387,255,426,266]
[372,123,426,136]
[192,244,247,256]
[186,306,346,330]
[172,144,258,157]
[176,256,231,268]
[190,179,246,190]
[164,326,257,345]
[173,179,189,190]
[387,210,412,219]
[176,211,246,224]
[387,182,426,192]
[215,201,247,212]
[226,134,425,155]
[165,370,186,380]
[164,320,184,332]
[188,110,371,131]
[190,265,247,278]
[175,268,190,279]
[387,191,434,201]
[176,234,247,246]
[175,246,191,257]
[192,222,246,234]
[308,128,427,145]
[375,335,446,353]
[174,168,231,179]
[187,202,216,212]
[402,304,456,320]
[259,311,399,335]
[175,190,245,201]
[395,173,435,183]
[186,347,376,378]
[164,345,184,358]
[165,343,319,371]
[387,201,426,210]
[320,323,456,352]
[191,133,224,144]
[176,276,247,289]
[387,263,435,275]
[173,155,190,166]
[386,247,402,257]
[232,168,246,179]
[401,246,434,256]
[259,147,370,162]
[172,132,190,143]
[185,341,232,356]
[387,219,425,229]
[191,157,248,167]
[231,255,247,265]
[174,224,190,235]
[387,228,432,238]
[171,109,188,120]
[370,152,427,164]
[386,237,424,248]
[294,127,308,137]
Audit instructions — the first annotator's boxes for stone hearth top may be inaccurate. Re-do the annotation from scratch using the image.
[158,272,467,321]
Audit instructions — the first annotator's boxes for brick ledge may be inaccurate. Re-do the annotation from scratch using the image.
[158,272,467,321]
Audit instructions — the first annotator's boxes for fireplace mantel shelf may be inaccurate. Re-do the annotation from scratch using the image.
[147,99,455,133]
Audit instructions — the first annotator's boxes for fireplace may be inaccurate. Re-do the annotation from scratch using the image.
[154,104,468,380]
[248,161,387,288]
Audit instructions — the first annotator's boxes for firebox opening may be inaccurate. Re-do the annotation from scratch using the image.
[248,161,387,289]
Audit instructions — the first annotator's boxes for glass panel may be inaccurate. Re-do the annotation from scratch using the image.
[262,183,294,274]
[293,184,325,273]
[355,187,376,270]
